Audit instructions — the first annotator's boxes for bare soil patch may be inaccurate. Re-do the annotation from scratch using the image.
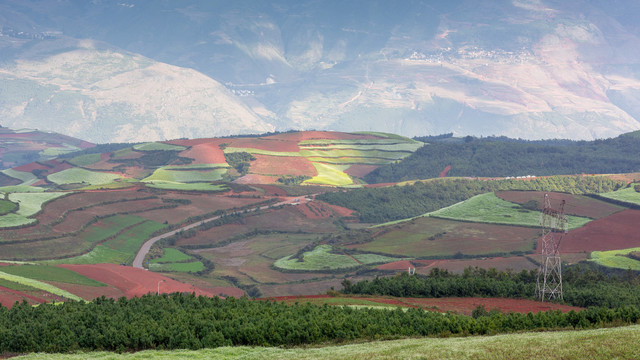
[344,164,379,178]
[496,191,623,219]
[180,141,227,164]
[249,154,317,177]
[559,209,640,253]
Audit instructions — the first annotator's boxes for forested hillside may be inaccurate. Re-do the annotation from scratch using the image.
[364,133,640,183]
[318,176,625,223]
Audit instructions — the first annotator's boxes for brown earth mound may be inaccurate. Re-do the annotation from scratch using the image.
[179,141,227,164]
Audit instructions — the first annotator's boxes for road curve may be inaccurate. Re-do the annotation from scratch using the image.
[132,197,306,269]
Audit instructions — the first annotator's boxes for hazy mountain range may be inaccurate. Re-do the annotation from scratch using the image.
[1,0,640,142]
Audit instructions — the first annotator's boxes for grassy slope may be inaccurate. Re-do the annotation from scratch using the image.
[47,168,122,185]
[599,184,640,205]
[15,325,640,360]
[429,193,591,229]
[590,247,640,270]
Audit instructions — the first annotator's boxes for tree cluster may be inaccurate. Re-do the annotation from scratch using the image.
[318,176,625,223]
[365,134,640,183]
[1,291,640,354]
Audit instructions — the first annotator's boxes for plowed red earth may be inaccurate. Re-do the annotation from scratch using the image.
[496,191,623,219]
[559,209,640,253]
[13,162,50,172]
[59,264,243,298]
[344,164,379,178]
[249,154,317,177]
[259,295,581,315]
[378,257,538,273]
[0,286,45,307]
[229,138,300,152]
[179,142,227,164]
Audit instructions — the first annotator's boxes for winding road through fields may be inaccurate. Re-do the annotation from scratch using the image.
[132,197,309,269]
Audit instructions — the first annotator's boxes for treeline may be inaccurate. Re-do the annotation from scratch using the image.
[365,134,640,183]
[2,292,640,354]
[341,265,640,309]
[318,176,625,223]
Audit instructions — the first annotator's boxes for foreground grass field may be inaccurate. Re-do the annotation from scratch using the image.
[15,325,640,360]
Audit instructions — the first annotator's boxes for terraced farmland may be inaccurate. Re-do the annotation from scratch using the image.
[47,168,122,186]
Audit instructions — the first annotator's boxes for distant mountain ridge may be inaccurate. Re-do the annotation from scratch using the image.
[1,0,640,141]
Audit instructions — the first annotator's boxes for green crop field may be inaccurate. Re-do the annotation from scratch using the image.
[47,168,122,186]
[599,184,640,205]
[0,271,84,301]
[0,213,36,228]
[2,169,38,185]
[40,144,80,157]
[15,325,640,360]
[590,247,640,270]
[8,192,67,216]
[274,245,360,271]
[143,167,227,183]
[351,253,409,265]
[304,163,353,186]
[0,277,41,292]
[429,193,592,229]
[133,142,187,151]
[0,185,45,193]
[151,248,193,263]
[50,220,167,265]
[163,164,229,170]
[144,181,228,191]
[0,264,106,286]
[68,153,102,166]
[0,199,17,215]
[149,261,205,272]
[79,215,147,244]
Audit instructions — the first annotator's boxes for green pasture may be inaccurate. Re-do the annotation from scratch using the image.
[8,192,67,216]
[148,248,204,273]
[0,264,105,286]
[16,325,640,360]
[429,193,591,229]
[40,144,80,157]
[590,247,640,270]
[47,168,122,186]
[0,185,45,193]
[303,163,353,186]
[143,167,227,183]
[0,271,84,301]
[0,199,17,215]
[151,248,192,263]
[163,164,229,170]
[46,219,165,265]
[0,213,36,228]
[149,261,204,272]
[133,142,187,152]
[351,253,410,265]
[0,277,41,292]
[224,147,300,157]
[274,245,360,271]
[79,215,147,244]
[68,153,102,166]
[2,169,38,185]
[77,179,138,191]
[144,181,228,191]
[599,184,640,205]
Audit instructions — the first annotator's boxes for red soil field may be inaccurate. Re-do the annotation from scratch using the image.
[439,165,452,177]
[376,260,414,270]
[0,286,46,308]
[249,154,317,177]
[167,138,219,147]
[344,164,378,178]
[558,209,640,253]
[326,203,355,217]
[228,137,300,152]
[39,160,73,175]
[251,184,288,196]
[13,162,50,172]
[0,262,12,266]
[496,191,623,219]
[59,263,243,298]
[180,142,227,164]
[233,174,280,184]
[295,201,347,219]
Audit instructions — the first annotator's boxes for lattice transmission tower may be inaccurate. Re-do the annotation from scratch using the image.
[536,194,568,302]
